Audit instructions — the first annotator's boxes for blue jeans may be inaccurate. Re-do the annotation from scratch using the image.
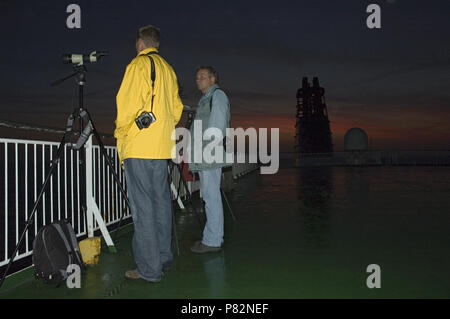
[199,168,224,247]
[124,158,173,282]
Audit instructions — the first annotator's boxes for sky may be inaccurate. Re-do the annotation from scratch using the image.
[0,0,449,152]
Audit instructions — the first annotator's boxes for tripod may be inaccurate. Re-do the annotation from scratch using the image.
[168,160,205,227]
[173,112,236,224]
[0,64,130,288]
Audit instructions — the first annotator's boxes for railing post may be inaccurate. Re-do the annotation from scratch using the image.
[84,135,115,252]
[85,135,95,238]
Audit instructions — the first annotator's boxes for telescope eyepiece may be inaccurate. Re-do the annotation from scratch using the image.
[62,54,72,64]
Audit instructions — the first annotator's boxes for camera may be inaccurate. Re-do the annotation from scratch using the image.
[135,111,156,130]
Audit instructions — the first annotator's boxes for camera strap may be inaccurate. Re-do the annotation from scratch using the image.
[209,88,224,112]
[209,88,230,151]
[146,52,157,114]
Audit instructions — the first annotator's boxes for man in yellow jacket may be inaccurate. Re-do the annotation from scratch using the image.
[114,25,183,282]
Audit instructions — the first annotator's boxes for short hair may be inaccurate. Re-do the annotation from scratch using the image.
[196,66,219,84]
[136,25,160,48]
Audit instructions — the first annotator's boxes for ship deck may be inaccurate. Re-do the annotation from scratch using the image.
[1,165,450,299]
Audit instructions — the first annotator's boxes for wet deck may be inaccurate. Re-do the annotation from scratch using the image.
[1,166,450,298]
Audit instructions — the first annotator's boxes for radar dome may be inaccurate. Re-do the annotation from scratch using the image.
[344,128,369,151]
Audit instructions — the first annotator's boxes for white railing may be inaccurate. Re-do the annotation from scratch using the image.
[232,153,260,178]
[0,137,259,272]
[296,150,450,166]
[0,138,130,268]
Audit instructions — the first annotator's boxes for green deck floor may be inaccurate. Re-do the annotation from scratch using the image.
[1,166,450,298]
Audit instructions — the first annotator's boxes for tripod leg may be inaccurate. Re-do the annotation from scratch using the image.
[87,116,131,241]
[167,162,180,256]
[0,136,66,288]
[174,162,204,230]
[221,188,237,222]
[170,182,185,210]
[168,163,185,210]
[171,202,180,256]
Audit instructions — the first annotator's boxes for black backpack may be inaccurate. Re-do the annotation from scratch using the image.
[32,219,86,285]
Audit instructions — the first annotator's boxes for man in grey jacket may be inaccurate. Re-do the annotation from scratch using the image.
[189,66,231,253]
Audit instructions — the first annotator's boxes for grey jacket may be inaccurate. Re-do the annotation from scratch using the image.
[188,84,232,171]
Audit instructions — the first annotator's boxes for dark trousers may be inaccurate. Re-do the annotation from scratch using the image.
[124,158,173,281]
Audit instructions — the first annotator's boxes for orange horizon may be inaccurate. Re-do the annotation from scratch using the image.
[230,113,450,152]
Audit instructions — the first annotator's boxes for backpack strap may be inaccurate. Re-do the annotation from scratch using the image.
[51,224,73,260]
[62,221,85,268]
[41,227,59,276]
[209,88,222,112]
[61,221,81,252]
[52,223,84,267]
[208,88,230,151]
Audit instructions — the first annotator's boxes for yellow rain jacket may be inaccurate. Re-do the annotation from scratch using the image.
[114,48,183,164]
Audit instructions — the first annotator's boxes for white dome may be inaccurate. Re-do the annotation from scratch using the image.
[344,128,368,151]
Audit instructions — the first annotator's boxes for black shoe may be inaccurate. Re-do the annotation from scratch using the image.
[190,241,222,254]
